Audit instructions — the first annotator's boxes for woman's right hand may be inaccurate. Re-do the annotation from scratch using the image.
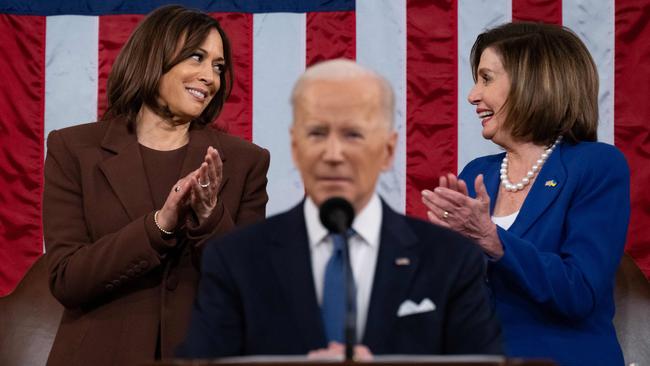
[155,175,194,233]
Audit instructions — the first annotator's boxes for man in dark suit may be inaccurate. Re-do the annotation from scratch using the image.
[178,59,502,358]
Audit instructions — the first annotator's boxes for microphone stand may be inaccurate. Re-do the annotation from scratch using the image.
[340,233,356,362]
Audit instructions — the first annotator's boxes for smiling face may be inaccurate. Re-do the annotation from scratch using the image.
[467,47,512,145]
[291,76,397,213]
[157,28,225,124]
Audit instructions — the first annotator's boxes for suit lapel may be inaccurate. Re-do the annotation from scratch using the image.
[268,202,327,350]
[98,119,153,220]
[510,144,566,236]
[363,201,419,350]
[484,154,504,215]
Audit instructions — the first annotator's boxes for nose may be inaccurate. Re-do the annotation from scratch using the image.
[467,82,480,105]
[198,62,215,86]
[323,134,344,163]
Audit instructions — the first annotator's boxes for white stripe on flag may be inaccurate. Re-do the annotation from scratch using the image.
[252,13,306,216]
[357,0,407,213]
[45,15,98,143]
[563,0,615,144]
[457,0,511,171]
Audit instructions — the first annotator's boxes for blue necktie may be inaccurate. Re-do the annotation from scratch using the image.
[321,232,353,343]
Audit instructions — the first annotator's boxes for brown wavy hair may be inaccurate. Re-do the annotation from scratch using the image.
[471,22,598,145]
[102,5,233,127]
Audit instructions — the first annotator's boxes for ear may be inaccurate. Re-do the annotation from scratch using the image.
[381,131,398,171]
[290,125,298,166]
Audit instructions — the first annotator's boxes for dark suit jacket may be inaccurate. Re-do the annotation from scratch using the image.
[178,200,502,357]
[43,118,269,366]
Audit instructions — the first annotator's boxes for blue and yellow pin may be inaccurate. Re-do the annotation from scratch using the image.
[544,180,558,187]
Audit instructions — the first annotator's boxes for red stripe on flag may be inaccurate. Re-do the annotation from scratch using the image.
[406,0,458,218]
[615,1,650,278]
[0,15,46,296]
[306,11,356,66]
[512,0,562,25]
[211,13,254,141]
[97,15,144,119]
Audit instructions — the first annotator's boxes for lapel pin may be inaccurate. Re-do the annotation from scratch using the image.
[544,180,557,187]
[395,257,410,266]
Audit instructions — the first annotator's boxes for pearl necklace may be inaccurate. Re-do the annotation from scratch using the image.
[500,136,562,192]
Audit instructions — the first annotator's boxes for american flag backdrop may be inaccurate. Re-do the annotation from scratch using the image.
[0,0,649,296]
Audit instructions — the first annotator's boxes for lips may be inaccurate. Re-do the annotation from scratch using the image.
[476,109,494,126]
[186,87,208,101]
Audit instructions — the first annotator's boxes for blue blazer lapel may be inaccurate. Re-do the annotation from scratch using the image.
[268,202,327,350]
[363,201,419,350]
[483,154,503,215]
[509,144,567,236]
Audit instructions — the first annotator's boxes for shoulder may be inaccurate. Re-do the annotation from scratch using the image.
[559,141,629,182]
[203,205,298,258]
[459,152,504,179]
[204,127,269,160]
[46,121,108,149]
[384,206,482,262]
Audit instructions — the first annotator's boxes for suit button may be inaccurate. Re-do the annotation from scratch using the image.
[139,260,149,269]
[119,275,128,281]
[112,280,121,287]
[126,269,135,277]
[105,283,114,291]
[134,266,142,274]
[166,274,179,291]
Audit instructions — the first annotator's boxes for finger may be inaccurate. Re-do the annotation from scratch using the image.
[427,210,451,228]
[475,174,491,204]
[421,190,453,213]
[447,173,459,192]
[433,186,470,207]
[457,178,470,196]
[438,175,448,189]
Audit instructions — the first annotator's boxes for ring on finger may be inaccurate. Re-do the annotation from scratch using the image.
[174,186,181,192]
[199,180,210,189]
[442,210,450,220]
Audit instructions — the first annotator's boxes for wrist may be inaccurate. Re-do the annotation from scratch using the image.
[154,210,174,235]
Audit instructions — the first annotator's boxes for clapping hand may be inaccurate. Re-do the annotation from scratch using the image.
[421,173,503,259]
[155,146,223,232]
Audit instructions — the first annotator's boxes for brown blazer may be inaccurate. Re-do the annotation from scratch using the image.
[42,118,269,366]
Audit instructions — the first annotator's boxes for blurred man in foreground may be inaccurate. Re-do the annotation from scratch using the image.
[177,59,502,359]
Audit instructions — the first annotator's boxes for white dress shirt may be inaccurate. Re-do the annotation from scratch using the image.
[304,194,382,341]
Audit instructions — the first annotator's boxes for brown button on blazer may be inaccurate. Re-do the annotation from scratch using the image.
[43,118,269,366]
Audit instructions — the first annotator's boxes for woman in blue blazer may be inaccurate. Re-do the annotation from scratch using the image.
[421,22,630,365]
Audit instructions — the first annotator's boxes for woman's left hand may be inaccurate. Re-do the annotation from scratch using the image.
[189,146,223,224]
[421,173,503,259]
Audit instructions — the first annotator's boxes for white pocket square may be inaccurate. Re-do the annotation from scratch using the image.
[397,298,436,317]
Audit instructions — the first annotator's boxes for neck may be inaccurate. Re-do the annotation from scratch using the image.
[136,106,190,150]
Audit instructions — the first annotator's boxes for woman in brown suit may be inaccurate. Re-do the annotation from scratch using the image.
[42,5,269,365]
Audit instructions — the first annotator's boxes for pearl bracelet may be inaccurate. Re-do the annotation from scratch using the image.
[154,210,174,235]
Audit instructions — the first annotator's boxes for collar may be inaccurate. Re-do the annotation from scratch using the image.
[304,193,382,249]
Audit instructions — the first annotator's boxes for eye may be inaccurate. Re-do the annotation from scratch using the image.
[344,130,363,140]
[307,127,327,138]
[480,73,491,85]
[213,63,225,74]
[190,53,203,62]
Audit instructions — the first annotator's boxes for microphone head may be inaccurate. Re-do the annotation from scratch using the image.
[319,197,355,234]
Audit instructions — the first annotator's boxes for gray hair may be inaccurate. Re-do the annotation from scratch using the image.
[290,59,395,129]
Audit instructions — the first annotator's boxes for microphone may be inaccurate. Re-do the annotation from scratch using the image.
[319,197,356,361]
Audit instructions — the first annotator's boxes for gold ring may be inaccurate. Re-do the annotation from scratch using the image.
[199,180,210,189]
[442,211,450,219]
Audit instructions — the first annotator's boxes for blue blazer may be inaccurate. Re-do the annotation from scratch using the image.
[459,141,630,366]
[177,200,502,357]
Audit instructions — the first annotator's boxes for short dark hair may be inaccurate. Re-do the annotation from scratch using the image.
[103,5,233,126]
[471,22,598,145]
